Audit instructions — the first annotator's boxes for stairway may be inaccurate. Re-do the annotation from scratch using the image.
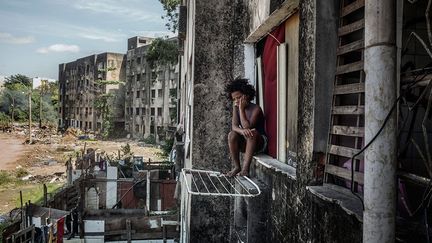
[324,0,366,190]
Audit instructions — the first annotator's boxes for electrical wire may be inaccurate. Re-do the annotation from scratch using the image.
[349,71,431,210]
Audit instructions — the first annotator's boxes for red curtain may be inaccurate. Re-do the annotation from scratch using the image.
[262,25,285,158]
[56,217,65,243]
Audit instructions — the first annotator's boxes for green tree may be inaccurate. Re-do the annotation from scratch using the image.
[4,74,31,89]
[0,74,59,125]
[146,38,178,69]
[159,0,180,32]
[93,69,125,139]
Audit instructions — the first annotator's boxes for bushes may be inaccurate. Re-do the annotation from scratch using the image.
[15,168,28,178]
[0,171,14,186]
[161,138,174,157]
[141,135,156,144]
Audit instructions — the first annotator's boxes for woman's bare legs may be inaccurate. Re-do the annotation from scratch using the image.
[238,129,263,176]
[226,131,245,176]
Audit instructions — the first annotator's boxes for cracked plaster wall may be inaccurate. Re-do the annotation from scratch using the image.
[189,0,248,242]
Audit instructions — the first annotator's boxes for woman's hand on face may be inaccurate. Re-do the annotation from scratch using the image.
[239,95,247,110]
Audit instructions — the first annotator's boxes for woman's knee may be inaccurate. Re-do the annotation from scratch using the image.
[228,131,239,143]
[247,129,260,142]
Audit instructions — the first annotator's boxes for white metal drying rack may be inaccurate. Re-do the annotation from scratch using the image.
[181,168,261,197]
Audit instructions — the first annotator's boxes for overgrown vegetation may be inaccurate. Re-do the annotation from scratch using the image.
[94,93,115,139]
[0,171,16,186]
[160,138,174,157]
[0,74,59,126]
[141,135,156,144]
[14,168,28,178]
[120,143,134,164]
[159,0,180,32]
[93,68,125,139]
[146,38,178,69]
[14,183,63,207]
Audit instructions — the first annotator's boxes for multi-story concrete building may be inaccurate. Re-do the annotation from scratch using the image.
[58,52,126,133]
[176,0,432,242]
[124,36,178,140]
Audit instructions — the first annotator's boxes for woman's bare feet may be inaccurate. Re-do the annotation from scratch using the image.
[225,167,241,177]
[238,169,249,177]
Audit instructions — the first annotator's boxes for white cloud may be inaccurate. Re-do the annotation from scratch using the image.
[72,0,162,22]
[36,44,80,54]
[34,23,126,43]
[77,32,119,42]
[0,32,35,44]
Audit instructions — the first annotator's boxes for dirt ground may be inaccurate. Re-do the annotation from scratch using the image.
[0,129,164,215]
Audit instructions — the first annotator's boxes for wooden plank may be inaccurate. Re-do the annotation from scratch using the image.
[126,219,132,243]
[336,61,363,75]
[244,0,299,43]
[85,230,136,236]
[334,83,365,95]
[341,0,365,17]
[337,39,364,55]
[328,145,363,159]
[332,105,364,115]
[325,164,364,184]
[338,19,364,36]
[331,125,364,137]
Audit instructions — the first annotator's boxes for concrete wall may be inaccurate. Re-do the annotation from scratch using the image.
[181,0,250,242]
[179,0,364,242]
[313,0,339,153]
[241,156,362,243]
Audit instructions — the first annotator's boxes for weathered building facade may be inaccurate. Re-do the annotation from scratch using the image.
[59,36,178,139]
[177,0,431,242]
[58,52,126,133]
[125,36,178,140]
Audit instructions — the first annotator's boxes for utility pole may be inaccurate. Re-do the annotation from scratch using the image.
[11,96,14,127]
[28,88,32,144]
[364,1,396,242]
[39,80,43,128]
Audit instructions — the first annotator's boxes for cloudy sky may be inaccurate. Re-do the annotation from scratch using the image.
[0,0,171,80]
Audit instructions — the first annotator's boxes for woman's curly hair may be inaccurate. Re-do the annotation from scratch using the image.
[225,78,256,101]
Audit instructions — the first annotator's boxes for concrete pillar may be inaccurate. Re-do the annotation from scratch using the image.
[146,170,151,212]
[106,166,118,208]
[364,1,397,242]
[246,180,269,243]
[233,183,247,242]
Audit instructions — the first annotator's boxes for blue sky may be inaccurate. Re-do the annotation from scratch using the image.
[0,0,171,80]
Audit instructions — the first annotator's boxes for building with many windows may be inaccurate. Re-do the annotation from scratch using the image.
[58,37,178,141]
[58,52,126,133]
[124,36,178,141]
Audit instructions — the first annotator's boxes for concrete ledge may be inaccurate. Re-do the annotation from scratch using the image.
[307,183,363,222]
[253,154,296,180]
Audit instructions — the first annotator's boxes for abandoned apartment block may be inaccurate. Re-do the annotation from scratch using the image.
[58,36,178,139]
[124,37,178,141]
[58,53,126,134]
